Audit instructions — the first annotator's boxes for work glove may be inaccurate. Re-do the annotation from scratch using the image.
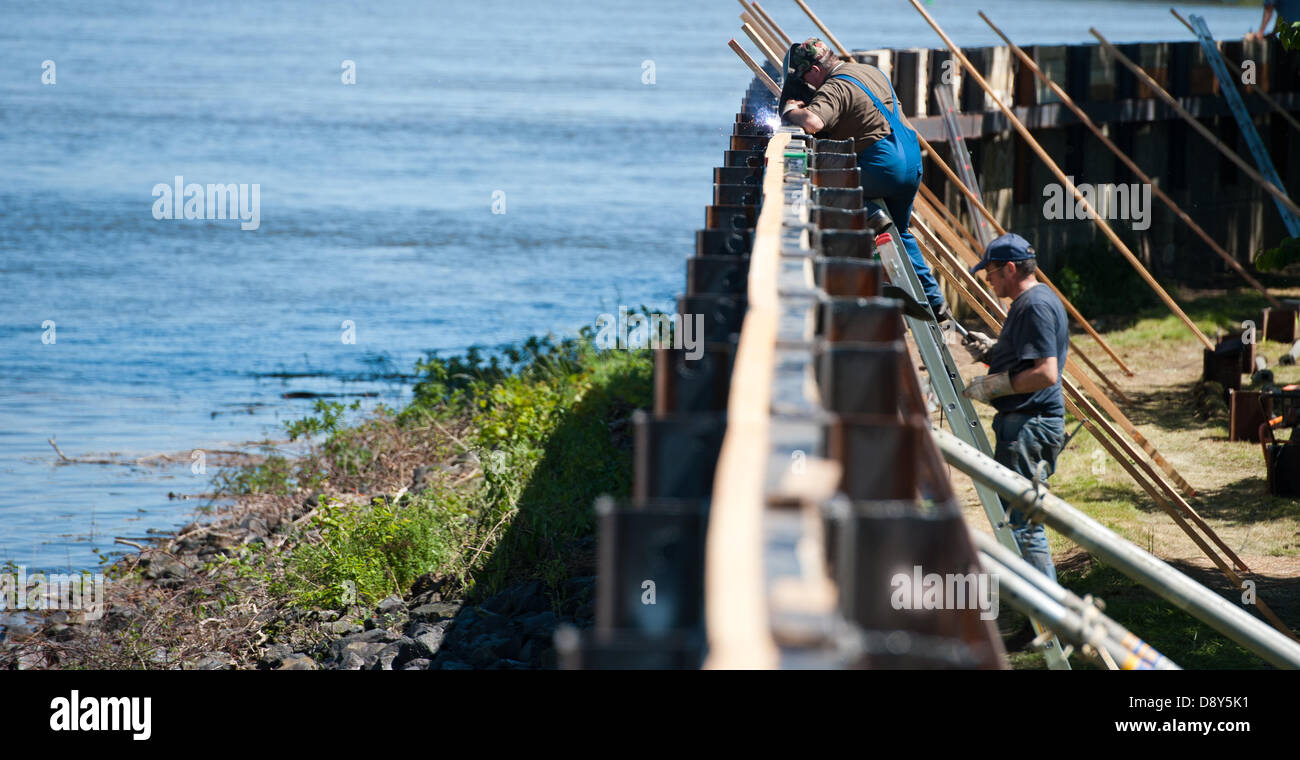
[962,331,996,363]
[932,303,952,324]
[962,372,1013,404]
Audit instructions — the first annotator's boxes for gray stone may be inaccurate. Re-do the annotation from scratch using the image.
[337,651,367,670]
[468,645,501,669]
[403,620,450,656]
[103,607,138,632]
[144,556,191,581]
[409,601,462,624]
[259,643,294,669]
[277,654,318,671]
[518,610,558,636]
[325,621,364,636]
[186,651,236,670]
[329,629,398,664]
[376,594,406,614]
[401,658,431,670]
[473,609,511,638]
[370,642,404,670]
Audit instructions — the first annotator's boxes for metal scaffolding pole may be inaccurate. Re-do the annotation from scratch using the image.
[933,428,1300,669]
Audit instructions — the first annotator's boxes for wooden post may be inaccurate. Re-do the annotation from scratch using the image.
[741,11,783,62]
[704,133,793,669]
[1170,8,1300,134]
[979,13,1283,308]
[742,21,782,70]
[916,132,1137,376]
[907,0,1215,351]
[730,39,780,96]
[752,2,793,48]
[1091,28,1300,222]
[792,0,851,59]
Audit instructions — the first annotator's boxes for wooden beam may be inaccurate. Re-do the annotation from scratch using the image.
[704,132,793,669]
[752,2,793,48]
[1170,8,1300,135]
[982,11,1283,309]
[1091,27,1300,223]
[907,0,1214,351]
[742,20,782,70]
[729,38,780,96]
[792,0,851,59]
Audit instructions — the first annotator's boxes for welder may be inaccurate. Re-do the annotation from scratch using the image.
[779,38,949,322]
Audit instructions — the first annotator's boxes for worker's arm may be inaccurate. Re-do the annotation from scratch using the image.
[781,100,825,134]
[1010,356,1059,394]
[1251,5,1275,38]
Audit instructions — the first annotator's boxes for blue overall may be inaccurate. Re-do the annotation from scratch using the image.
[830,73,945,314]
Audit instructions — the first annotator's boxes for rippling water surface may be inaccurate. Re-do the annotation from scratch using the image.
[0,0,1260,571]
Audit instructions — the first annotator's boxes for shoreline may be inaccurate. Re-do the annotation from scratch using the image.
[1,333,640,670]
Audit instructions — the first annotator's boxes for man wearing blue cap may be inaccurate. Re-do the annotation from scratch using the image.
[962,233,1069,581]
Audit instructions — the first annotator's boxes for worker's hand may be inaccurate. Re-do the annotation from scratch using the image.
[962,371,1013,404]
[962,331,996,363]
[781,99,805,115]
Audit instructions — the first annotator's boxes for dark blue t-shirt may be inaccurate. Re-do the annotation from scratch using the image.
[1268,0,1300,22]
[986,283,1069,416]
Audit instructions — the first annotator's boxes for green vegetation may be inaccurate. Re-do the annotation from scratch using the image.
[215,329,652,611]
[1051,238,1159,319]
[1256,236,1300,272]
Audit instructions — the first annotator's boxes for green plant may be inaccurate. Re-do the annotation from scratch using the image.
[1280,20,1300,51]
[284,495,452,609]
[1255,236,1300,272]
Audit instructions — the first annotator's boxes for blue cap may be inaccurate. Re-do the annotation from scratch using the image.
[970,233,1036,274]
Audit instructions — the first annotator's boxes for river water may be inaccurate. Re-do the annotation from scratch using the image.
[0,0,1262,572]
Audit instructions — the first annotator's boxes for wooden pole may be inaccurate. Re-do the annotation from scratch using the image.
[738,0,786,52]
[906,0,1215,351]
[792,0,851,59]
[1170,8,1300,134]
[919,181,985,252]
[752,2,793,47]
[981,12,1283,309]
[741,11,783,63]
[729,39,780,95]
[917,133,1137,376]
[742,21,782,70]
[1091,27,1300,222]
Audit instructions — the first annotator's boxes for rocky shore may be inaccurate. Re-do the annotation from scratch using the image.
[1,476,596,671]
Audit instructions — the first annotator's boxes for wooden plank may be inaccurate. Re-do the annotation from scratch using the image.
[704,132,792,670]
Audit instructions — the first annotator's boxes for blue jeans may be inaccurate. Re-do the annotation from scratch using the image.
[992,412,1065,582]
[856,147,944,314]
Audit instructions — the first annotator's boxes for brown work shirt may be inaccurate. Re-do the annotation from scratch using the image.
[803,62,895,147]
